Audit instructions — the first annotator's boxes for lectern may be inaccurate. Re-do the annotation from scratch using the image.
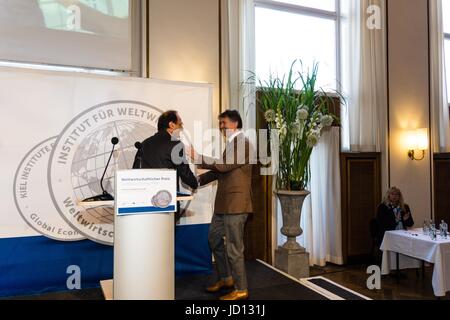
[113,169,177,300]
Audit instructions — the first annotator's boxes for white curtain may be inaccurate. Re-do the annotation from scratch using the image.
[430,0,450,152]
[221,0,232,112]
[277,128,343,266]
[341,0,388,152]
[223,0,256,131]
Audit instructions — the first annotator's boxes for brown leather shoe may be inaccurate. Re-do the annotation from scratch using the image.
[206,277,234,293]
[219,289,249,300]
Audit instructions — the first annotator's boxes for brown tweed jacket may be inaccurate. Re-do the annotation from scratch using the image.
[199,132,253,214]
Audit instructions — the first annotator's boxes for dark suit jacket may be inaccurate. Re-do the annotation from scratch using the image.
[132,130,198,190]
[198,132,253,214]
[376,203,414,246]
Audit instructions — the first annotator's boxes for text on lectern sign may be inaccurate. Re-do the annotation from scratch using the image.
[115,170,177,216]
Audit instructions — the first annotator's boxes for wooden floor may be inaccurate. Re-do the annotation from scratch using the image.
[310,263,450,300]
[5,263,449,300]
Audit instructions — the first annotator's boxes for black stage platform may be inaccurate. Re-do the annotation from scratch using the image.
[176,260,369,300]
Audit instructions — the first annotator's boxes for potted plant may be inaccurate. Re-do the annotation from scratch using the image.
[253,60,338,277]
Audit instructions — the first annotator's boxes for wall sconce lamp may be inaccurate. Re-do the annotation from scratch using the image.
[407,128,428,161]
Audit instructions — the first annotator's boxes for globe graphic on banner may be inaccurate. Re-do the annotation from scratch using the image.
[71,120,156,224]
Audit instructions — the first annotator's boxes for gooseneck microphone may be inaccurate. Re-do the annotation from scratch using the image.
[134,141,142,150]
[134,142,143,169]
[82,137,119,202]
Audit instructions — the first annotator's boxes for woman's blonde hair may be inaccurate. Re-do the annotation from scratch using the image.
[383,186,405,211]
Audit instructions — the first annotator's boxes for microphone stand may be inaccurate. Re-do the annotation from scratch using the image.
[82,137,119,202]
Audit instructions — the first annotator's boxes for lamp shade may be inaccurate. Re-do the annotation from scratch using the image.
[406,132,417,150]
[415,128,429,150]
[407,128,428,150]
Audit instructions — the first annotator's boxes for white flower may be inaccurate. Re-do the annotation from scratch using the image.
[321,114,334,127]
[308,121,318,131]
[312,124,323,135]
[299,122,305,137]
[280,125,287,138]
[291,123,300,135]
[297,108,309,121]
[275,124,287,143]
[275,110,284,129]
[264,109,276,123]
[306,133,320,147]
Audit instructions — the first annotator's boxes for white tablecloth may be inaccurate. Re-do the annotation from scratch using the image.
[380,228,450,297]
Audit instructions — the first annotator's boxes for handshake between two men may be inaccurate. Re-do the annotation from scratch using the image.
[184,114,253,192]
[133,109,253,300]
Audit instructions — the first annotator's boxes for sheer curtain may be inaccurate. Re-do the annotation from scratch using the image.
[277,127,343,266]
[303,127,342,266]
[238,0,256,131]
[221,0,232,112]
[341,0,388,152]
[430,0,450,152]
[223,0,256,130]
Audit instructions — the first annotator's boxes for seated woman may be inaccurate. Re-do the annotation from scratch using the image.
[376,187,414,246]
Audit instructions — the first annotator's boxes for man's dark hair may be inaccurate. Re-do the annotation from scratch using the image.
[219,109,243,129]
[158,110,178,131]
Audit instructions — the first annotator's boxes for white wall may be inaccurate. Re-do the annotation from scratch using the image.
[148,0,221,122]
[387,0,432,225]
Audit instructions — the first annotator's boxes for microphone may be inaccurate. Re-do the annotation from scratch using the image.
[82,137,119,202]
[133,142,143,169]
[135,141,142,150]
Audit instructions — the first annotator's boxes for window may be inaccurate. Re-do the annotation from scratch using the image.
[255,0,340,91]
[0,0,141,74]
[443,0,450,99]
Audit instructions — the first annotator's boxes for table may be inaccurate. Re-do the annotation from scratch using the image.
[380,228,450,297]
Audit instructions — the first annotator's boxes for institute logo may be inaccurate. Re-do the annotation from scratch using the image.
[46,101,162,245]
[152,190,173,208]
[13,137,85,241]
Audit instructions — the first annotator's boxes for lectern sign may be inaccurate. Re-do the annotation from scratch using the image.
[116,170,177,216]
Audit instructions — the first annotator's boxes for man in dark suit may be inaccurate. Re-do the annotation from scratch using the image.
[133,110,198,221]
[189,110,253,301]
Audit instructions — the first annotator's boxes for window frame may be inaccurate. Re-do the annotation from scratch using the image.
[254,0,341,90]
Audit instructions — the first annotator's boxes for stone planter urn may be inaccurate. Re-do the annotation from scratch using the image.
[274,190,310,279]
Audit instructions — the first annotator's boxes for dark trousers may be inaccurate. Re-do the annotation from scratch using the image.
[208,213,249,291]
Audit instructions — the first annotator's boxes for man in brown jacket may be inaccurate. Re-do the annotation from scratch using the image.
[190,110,253,300]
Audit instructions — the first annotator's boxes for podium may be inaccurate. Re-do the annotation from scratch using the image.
[81,169,192,300]
[97,194,194,300]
